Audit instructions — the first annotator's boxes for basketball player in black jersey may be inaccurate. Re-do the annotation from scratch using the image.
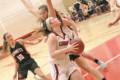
[2,33,52,80]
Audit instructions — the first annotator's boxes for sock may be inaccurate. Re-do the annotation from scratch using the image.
[102,78,106,80]
[111,12,115,18]
[94,59,99,63]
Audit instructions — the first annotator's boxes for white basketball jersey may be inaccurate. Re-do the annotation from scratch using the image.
[48,32,70,64]
[107,0,114,5]
[62,26,77,40]
[116,0,120,7]
[108,0,120,6]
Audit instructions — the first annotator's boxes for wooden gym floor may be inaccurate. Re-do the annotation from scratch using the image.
[0,11,120,80]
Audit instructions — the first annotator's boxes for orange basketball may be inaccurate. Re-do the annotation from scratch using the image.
[70,39,84,55]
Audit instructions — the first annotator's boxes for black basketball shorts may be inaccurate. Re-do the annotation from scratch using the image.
[18,58,39,80]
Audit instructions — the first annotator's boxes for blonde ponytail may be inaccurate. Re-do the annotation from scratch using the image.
[32,24,45,36]
[2,33,9,55]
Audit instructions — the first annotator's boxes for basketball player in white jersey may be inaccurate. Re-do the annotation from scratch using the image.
[21,0,107,71]
[108,0,120,27]
[44,0,106,80]
[44,15,85,80]
[107,0,119,19]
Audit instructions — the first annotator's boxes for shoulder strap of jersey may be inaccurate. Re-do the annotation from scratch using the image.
[52,31,58,36]
[67,26,73,30]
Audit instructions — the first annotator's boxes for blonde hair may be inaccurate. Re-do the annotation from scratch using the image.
[32,22,44,36]
[32,5,48,36]
[33,7,63,37]
[2,33,10,55]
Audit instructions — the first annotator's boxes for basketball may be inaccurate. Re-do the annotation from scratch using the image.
[70,39,84,55]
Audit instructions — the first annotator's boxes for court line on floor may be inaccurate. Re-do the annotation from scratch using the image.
[83,54,120,77]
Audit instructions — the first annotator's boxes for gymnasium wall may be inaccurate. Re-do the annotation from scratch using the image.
[0,8,39,47]
[0,0,68,46]
[62,0,73,12]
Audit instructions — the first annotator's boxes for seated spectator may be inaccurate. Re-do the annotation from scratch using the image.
[81,4,90,18]
[102,0,109,11]
[70,9,81,22]
[89,0,96,3]
[82,2,95,18]
[99,0,108,12]
[88,1,95,15]
[73,0,86,20]
[79,0,88,5]
[95,0,102,14]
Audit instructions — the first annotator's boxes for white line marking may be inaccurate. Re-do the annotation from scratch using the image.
[83,54,120,77]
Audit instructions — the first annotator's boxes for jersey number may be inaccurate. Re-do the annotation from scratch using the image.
[17,54,25,61]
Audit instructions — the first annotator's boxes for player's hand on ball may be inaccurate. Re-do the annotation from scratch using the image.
[67,42,79,53]
[69,39,85,55]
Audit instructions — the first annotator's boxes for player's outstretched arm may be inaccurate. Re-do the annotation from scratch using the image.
[17,38,43,45]
[21,0,40,18]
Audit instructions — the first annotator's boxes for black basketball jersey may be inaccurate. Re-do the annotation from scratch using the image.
[10,41,31,63]
[74,2,80,11]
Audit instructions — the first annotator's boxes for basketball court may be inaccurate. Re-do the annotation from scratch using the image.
[0,0,120,80]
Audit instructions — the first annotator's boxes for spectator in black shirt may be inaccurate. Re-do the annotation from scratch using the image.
[99,0,108,12]
[102,0,109,11]
[95,0,102,14]
[88,1,94,15]
[79,0,88,5]
[73,0,85,20]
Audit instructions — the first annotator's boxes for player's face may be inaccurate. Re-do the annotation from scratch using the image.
[39,9,48,21]
[5,33,14,42]
[49,17,61,28]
